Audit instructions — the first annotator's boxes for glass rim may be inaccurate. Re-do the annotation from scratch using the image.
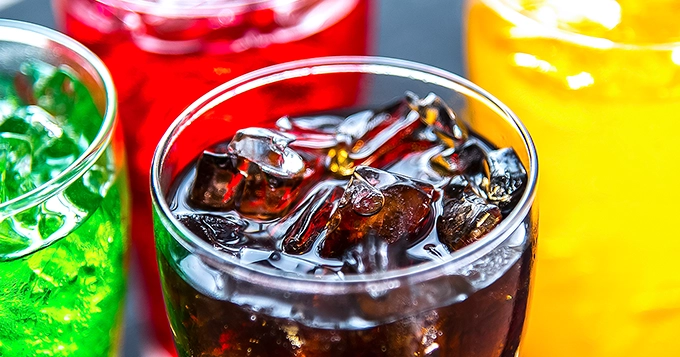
[150,55,538,292]
[93,0,342,15]
[0,19,117,219]
[480,0,680,50]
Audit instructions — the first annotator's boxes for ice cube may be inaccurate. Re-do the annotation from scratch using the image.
[482,148,527,209]
[276,114,345,135]
[386,145,450,186]
[442,175,470,199]
[0,132,34,202]
[339,169,385,216]
[190,128,307,219]
[336,109,375,143]
[277,184,344,255]
[0,75,28,111]
[320,167,435,270]
[2,67,93,185]
[276,115,340,151]
[1,105,86,180]
[378,183,435,243]
[436,190,501,252]
[339,179,437,274]
[177,213,247,255]
[19,60,55,95]
[430,142,485,175]
[228,128,308,218]
[467,171,489,200]
[322,99,424,176]
[406,92,468,148]
[190,150,240,209]
[27,63,102,141]
[24,106,84,182]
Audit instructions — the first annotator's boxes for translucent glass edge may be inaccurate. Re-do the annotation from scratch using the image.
[94,0,322,17]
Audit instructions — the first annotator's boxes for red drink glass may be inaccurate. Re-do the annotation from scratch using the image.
[51,0,371,353]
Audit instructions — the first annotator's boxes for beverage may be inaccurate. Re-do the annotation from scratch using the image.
[51,1,371,349]
[151,57,538,356]
[0,20,128,356]
[466,1,680,356]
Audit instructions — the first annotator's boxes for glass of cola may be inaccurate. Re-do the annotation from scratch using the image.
[151,56,538,357]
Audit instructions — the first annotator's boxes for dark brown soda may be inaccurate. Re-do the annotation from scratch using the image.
[158,242,533,356]
[159,97,535,356]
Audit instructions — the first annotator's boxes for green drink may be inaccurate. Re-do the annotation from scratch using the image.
[0,20,129,356]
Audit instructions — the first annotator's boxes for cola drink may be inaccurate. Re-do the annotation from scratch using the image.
[157,89,536,356]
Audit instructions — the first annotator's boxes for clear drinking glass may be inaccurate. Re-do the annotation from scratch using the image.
[466,1,680,356]
[0,20,129,356]
[50,1,372,350]
[150,56,538,356]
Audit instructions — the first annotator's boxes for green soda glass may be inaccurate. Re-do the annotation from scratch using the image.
[0,20,129,356]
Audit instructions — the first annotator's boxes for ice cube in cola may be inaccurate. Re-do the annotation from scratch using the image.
[190,128,308,219]
[163,91,532,356]
[319,166,436,274]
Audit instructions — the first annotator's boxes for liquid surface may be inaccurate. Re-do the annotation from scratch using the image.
[467,0,680,356]
[167,93,527,276]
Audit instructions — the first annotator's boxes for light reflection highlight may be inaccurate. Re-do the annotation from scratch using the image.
[513,53,556,73]
[566,71,594,90]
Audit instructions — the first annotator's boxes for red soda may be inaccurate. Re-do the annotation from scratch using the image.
[51,0,372,353]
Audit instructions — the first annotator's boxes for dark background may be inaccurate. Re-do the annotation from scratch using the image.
[0,0,465,355]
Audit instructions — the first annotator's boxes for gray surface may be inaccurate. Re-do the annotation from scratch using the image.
[0,1,464,355]
[376,0,464,75]
[0,0,55,27]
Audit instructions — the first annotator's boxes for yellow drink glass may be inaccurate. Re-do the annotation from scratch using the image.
[466,1,680,356]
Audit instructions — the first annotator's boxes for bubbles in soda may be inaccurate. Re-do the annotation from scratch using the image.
[170,91,528,277]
